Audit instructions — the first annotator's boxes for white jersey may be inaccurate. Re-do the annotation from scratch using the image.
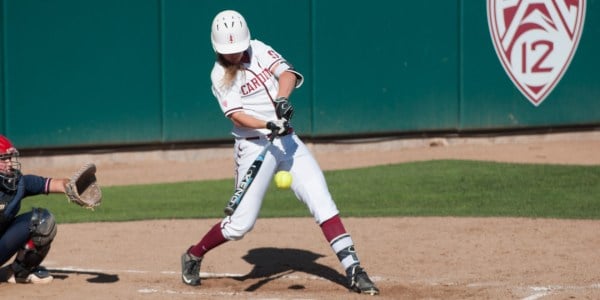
[188,12,376,290]
[210,39,303,138]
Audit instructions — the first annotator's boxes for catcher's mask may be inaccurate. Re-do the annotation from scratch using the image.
[0,135,22,191]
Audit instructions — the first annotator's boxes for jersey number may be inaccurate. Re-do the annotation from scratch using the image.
[267,50,280,60]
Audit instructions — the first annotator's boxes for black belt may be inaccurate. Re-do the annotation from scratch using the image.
[245,128,293,140]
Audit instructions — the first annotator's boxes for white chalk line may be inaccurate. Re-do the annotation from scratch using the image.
[50,266,245,278]
[49,266,600,299]
[521,283,600,300]
[466,282,600,300]
[50,266,389,282]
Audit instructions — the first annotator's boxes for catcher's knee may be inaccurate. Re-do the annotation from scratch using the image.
[29,207,57,247]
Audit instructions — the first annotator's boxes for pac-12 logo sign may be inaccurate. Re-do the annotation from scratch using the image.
[487,0,586,106]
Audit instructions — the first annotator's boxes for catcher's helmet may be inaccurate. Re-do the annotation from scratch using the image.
[211,10,250,54]
[0,135,21,191]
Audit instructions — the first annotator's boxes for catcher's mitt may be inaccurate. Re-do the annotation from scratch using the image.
[64,162,102,209]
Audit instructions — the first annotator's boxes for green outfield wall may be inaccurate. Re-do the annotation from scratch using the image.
[1,1,598,149]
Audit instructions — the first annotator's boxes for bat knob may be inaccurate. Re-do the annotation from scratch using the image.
[224,206,234,216]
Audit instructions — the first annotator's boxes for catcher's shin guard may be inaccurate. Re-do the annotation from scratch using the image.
[9,243,53,284]
[181,249,202,286]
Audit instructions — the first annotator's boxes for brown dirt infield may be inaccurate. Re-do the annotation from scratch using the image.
[1,131,600,299]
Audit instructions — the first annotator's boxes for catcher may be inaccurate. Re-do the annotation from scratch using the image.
[0,135,101,284]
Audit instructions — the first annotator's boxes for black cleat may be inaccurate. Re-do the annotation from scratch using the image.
[181,251,202,286]
[8,266,53,284]
[347,265,379,295]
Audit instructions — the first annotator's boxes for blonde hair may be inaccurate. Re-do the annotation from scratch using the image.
[217,54,243,89]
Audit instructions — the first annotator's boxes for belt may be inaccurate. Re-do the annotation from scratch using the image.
[245,128,293,140]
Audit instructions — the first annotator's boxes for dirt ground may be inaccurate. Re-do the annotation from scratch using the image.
[1,130,600,299]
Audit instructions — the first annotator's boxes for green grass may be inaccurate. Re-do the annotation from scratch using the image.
[21,160,600,223]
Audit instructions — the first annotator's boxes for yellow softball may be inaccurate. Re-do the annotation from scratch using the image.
[274,171,292,189]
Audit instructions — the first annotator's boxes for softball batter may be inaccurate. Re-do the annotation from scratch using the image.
[181,10,379,295]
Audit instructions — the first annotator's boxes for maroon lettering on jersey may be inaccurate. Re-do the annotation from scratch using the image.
[487,0,586,106]
[240,68,274,95]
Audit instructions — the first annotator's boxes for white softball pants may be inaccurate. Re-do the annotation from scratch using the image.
[221,134,339,240]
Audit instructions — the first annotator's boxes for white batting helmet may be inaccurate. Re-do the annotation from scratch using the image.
[211,10,251,54]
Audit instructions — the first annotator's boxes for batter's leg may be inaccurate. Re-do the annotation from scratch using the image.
[181,139,278,286]
[283,137,379,295]
[320,215,379,295]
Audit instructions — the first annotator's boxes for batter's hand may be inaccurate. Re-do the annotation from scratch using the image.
[266,119,289,136]
[274,97,294,121]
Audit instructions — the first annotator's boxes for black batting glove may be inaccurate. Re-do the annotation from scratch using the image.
[274,97,294,121]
